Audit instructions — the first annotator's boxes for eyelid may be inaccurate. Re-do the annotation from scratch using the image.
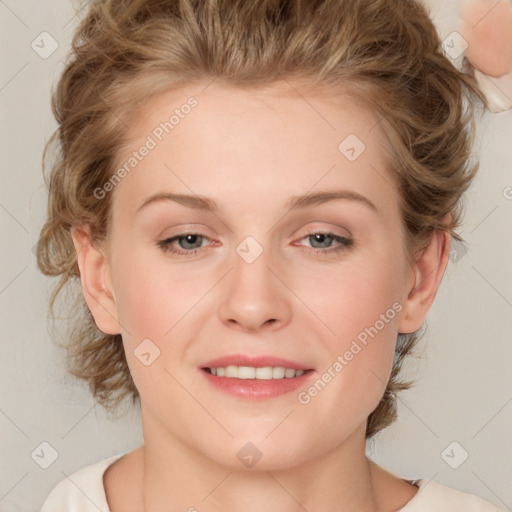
[294,230,353,250]
[158,232,214,247]
[299,229,351,241]
[157,221,354,256]
[294,221,352,240]
[156,223,214,239]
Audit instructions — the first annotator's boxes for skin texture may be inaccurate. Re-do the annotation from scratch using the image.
[72,80,450,511]
[461,0,512,77]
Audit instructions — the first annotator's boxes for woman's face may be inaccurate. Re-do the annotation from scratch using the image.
[102,81,416,469]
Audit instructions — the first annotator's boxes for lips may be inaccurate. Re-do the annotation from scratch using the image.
[201,354,312,371]
[199,354,315,399]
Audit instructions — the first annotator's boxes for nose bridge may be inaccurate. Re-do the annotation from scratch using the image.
[233,234,273,289]
[218,233,291,331]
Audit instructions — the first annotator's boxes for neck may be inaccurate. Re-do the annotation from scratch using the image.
[140,410,379,512]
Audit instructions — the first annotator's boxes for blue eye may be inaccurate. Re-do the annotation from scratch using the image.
[299,232,353,255]
[157,231,353,257]
[157,233,208,256]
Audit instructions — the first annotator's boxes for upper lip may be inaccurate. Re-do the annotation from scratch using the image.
[201,354,313,371]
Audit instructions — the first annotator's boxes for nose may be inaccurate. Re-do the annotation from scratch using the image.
[218,241,292,333]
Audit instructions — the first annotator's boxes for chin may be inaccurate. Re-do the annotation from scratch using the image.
[200,436,315,472]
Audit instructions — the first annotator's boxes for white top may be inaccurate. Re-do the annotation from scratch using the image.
[41,453,503,512]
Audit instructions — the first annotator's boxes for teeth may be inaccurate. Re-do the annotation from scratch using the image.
[207,366,306,379]
[238,366,255,379]
[272,367,285,379]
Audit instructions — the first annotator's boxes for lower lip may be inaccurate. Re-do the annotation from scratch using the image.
[200,368,314,399]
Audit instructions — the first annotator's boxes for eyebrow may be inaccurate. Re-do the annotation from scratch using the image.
[286,190,378,214]
[135,190,379,215]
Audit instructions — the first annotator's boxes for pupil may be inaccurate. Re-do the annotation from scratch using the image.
[312,234,331,247]
[181,235,200,249]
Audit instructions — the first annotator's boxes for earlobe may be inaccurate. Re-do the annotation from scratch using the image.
[397,229,451,334]
[70,226,121,335]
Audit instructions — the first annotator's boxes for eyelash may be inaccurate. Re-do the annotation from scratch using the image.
[157,231,353,257]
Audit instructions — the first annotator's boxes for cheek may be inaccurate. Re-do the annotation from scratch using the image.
[111,239,204,337]
[109,250,187,384]
[113,268,168,338]
[301,245,405,347]
[110,254,191,403]
[296,247,404,415]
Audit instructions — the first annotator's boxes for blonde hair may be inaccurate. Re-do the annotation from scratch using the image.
[36,0,486,437]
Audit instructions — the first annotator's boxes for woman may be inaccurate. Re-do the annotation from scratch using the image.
[37,0,501,510]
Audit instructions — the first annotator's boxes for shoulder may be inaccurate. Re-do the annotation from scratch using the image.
[399,478,503,512]
[40,453,126,512]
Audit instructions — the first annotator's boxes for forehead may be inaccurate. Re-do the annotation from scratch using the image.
[124,79,385,147]
[111,80,398,220]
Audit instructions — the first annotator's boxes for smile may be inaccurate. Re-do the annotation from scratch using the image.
[204,366,308,379]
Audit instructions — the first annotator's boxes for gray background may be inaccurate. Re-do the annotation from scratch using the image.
[1,0,511,510]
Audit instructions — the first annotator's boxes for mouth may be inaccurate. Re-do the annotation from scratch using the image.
[201,366,313,379]
[199,354,315,399]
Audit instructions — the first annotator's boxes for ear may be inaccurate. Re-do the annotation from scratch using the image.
[397,228,451,334]
[70,226,120,335]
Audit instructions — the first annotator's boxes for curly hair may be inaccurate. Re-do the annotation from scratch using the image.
[36,0,487,437]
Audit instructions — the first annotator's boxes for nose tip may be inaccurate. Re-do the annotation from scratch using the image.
[218,248,292,333]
